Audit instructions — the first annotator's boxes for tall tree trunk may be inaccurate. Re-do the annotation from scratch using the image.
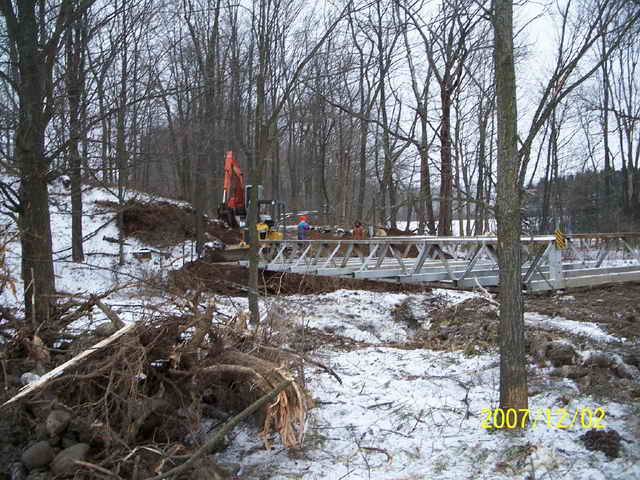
[66,19,87,263]
[248,0,270,326]
[1,1,57,324]
[419,131,436,235]
[475,99,490,235]
[600,20,612,205]
[438,90,453,236]
[357,115,368,221]
[493,0,528,416]
[116,24,129,267]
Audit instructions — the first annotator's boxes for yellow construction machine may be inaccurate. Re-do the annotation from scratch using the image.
[212,151,283,261]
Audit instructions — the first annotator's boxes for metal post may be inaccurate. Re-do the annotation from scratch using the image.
[549,242,564,289]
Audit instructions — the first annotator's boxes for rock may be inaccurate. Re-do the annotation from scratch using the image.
[47,436,61,447]
[61,434,79,450]
[25,471,50,480]
[550,365,589,379]
[33,424,48,442]
[8,462,27,480]
[21,441,55,470]
[581,429,622,459]
[68,419,92,444]
[581,352,615,369]
[547,341,577,367]
[46,410,72,438]
[50,443,89,476]
[615,363,640,379]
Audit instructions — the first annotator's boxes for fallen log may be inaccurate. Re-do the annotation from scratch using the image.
[1,323,135,408]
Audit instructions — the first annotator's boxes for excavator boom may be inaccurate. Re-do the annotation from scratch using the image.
[222,151,245,210]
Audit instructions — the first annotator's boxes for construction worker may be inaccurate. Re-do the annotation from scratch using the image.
[297,216,311,240]
[353,221,365,240]
[353,221,366,257]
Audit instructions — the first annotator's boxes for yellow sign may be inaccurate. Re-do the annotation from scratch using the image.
[554,229,566,249]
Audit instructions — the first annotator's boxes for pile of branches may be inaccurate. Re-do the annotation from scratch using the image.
[3,291,312,479]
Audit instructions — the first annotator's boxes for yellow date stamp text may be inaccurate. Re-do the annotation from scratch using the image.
[480,407,606,430]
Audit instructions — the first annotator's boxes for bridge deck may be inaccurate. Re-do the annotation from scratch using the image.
[237,233,640,292]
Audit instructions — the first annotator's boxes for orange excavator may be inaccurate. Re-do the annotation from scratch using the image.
[217,151,246,228]
[217,151,284,246]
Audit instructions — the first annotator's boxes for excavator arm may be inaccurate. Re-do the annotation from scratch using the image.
[222,151,245,210]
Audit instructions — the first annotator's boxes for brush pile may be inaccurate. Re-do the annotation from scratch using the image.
[1,291,310,479]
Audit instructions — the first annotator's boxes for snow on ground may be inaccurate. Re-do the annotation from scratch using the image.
[2,181,639,479]
[275,290,423,343]
[0,181,192,309]
[396,219,497,234]
[0,180,201,339]
[216,292,640,480]
[215,288,477,345]
[525,312,622,343]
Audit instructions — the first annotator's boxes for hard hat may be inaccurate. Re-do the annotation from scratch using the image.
[299,216,308,222]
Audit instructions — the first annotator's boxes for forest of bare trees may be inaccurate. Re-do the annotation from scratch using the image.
[1,0,639,230]
[1,0,639,320]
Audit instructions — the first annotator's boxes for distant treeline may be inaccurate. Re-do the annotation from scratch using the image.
[526,169,640,234]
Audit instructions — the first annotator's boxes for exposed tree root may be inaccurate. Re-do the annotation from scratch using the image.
[1,290,310,479]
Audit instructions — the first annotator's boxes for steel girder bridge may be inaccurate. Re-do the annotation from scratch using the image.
[238,233,640,292]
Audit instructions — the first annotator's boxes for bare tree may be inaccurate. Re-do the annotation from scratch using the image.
[492,0,640,418]
[401,0,482,236]
[492,0,528,416]
[0,0,95,324]
[246,0,352,324]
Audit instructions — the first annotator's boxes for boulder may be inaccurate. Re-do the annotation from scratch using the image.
[547,341,577,367]
[7,462,27,480]
[46,410,72,438]
[615,363,640,380]
[50,443,89,477]
[21,441,55,471]
[25,471,50,480]
[61,434,79,450]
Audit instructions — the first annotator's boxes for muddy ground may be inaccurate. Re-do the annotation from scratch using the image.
[170,259,431,297]
[525,283,640,341]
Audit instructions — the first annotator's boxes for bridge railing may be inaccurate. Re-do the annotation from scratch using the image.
[240,233,640,292]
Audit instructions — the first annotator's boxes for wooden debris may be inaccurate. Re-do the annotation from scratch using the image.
[2,323,135,408]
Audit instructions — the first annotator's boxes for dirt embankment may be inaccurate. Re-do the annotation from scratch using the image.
[525,283,640,341]
[96,199,242,247]
[170,258,432,297]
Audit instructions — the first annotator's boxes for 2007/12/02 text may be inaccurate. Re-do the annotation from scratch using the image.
[480,408,606,430]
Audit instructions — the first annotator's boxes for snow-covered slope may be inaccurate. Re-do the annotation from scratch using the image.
[0,181,192,320]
